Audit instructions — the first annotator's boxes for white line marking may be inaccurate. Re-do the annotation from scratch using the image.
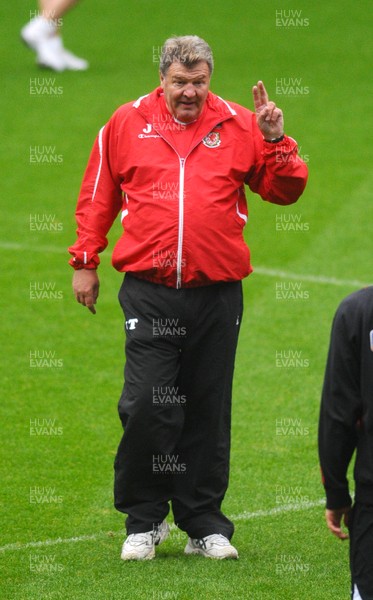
[253,266,369,289]
[0,239,368,288]
[0,241,65,254]
[0,533,107,553]
[0,499,325,553]
[232,498,325,521]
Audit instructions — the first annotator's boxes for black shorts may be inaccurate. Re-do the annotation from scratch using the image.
[349,503,373,600]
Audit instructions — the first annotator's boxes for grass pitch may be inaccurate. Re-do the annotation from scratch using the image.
[1,1,372,598]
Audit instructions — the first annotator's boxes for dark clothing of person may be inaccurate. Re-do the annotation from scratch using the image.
[319,286,373,599]
[114,274,243,538]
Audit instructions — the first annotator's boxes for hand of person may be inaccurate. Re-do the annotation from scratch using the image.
[325,507,351,540]
[252,80,284,141]
[72,269,100,314]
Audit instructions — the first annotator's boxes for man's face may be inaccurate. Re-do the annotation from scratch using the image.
[160,61,211,124]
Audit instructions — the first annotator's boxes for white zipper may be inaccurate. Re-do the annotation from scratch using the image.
[151,129,186,288]
[151,133,187,288]
[176,157,185,289]
[152,117,230,288]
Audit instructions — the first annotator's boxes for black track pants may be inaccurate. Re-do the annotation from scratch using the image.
[349,503,373,600]
[114,274,243,540]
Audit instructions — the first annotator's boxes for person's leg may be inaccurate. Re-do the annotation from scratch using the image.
[21,0,88,71]
[349,503,373,600]
[39,0,80,21]
[114,275,187,534]
[171,281,243,540]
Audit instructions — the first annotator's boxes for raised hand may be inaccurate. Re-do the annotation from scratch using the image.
[252,80,284,141]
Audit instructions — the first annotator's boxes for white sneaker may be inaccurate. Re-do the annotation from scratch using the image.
[21,16,56,50]
[120,521,170,561]
[21,16,88,72]
[36,36,88,72]
[36,36,66,72]
[184,534,238,559]
[60,48,89,71]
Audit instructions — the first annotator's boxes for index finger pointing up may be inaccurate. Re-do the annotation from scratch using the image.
[252,80,269,110]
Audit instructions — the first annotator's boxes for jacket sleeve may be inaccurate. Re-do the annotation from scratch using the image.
[246,114,308,205]
[318,304,360,509]
[68,119,123,269]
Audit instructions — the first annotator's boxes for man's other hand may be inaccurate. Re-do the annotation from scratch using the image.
[72,269,100,314]
[325,507,351,540]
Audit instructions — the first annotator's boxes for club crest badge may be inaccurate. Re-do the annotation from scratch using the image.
[202,131,221,148]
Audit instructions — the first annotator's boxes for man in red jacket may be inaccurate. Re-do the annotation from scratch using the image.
[69,35,308,560]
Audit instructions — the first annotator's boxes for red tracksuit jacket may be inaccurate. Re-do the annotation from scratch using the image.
[68,87,308,288]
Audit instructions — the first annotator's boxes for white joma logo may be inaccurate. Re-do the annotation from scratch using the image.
[126,318,138,330]
[143,123,152,134]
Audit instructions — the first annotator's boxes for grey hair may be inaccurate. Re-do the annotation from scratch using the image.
[159,35,214,76]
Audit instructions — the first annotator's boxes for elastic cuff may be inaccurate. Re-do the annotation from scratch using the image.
[325,488,352,510]
[264,134,285,143]
[69,257,98,270]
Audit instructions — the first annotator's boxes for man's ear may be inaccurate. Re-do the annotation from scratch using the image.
[159,71,165,89]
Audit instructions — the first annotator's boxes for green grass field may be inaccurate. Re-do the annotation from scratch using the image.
[1,1,372,598]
